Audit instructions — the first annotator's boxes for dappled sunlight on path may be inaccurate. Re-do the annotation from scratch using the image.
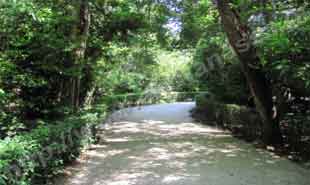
[55,103,310,185]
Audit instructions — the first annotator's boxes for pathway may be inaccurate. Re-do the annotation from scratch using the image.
[55,102,310,185]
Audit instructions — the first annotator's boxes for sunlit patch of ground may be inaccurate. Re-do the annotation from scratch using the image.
[55,102,310,185]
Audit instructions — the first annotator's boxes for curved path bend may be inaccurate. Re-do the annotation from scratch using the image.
[55,102,310,185]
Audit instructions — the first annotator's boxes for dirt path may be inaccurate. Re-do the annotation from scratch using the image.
[55,102,310,185]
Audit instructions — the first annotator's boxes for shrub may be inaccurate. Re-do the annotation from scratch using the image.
[257,14,310,95]
[0,109,104,185]
[192,34,249,104]
[194,95,262,141]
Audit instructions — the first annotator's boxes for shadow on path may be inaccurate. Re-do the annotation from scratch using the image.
[54,102,310,185]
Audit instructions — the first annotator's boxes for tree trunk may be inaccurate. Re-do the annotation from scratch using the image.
[215,0,282,145]
[70,0,90,110]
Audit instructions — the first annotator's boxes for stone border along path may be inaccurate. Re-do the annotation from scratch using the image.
[54,102,310,185]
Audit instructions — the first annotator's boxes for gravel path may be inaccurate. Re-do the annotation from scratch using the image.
[55,102,310,185]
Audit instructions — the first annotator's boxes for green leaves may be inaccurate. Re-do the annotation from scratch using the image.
[257,13,310,93]
[0,109,104,185]
[0,89,5,98]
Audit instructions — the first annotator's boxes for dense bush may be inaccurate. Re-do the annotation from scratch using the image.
[152,50,200,92]
[192,35,249,104]
[0,107,106,185]
[194,94,262,141]
[0,0,171,138]
[257,13,310,97]
[194,94,310,161]
[256,12,310,158]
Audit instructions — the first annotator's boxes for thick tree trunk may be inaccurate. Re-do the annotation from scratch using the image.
[215,0,282,145]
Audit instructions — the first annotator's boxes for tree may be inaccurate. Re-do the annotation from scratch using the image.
[214,0,282,145]
[69,0,91,110]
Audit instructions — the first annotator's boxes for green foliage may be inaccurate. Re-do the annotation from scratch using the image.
[0,108,105,185]
[192,34,249,104]
[178,0,219,47]
[194,94,262,140]
[0,0,175,137]
[257,13,310,94]
[94,41,158,96]
[188,0,310,155]
[153,50,200,92]
[0,0,78,120]
[0,0,309,181]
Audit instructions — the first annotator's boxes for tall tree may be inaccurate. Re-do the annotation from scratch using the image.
[214,0,282,145]
[70,0,91,110]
